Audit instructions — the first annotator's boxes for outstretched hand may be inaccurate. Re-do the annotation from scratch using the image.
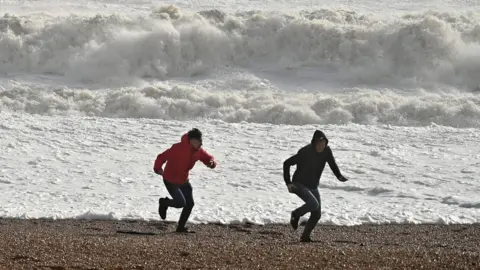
[338,175,348,182]
[207,160,216,169]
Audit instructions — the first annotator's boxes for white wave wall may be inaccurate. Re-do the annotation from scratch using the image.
[1,7,480,127]
[1,8,480,88]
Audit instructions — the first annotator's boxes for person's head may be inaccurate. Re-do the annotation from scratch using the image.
[187,128,203,150]
[311,130,328,153]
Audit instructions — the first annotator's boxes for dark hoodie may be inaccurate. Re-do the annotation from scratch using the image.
[283,130,342,189]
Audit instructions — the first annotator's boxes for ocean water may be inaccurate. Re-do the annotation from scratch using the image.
[0,0,479,225]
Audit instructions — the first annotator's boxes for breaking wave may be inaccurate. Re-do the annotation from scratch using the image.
[1,7,480,127]
[2,83,480,127]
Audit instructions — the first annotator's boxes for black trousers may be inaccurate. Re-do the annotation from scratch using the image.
[163,180,194,229]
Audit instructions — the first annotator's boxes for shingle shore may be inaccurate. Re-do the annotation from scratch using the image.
[0,218,478,269]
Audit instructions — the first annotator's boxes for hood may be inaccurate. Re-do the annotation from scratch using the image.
[181,133,189,144]
[311,130,329,146]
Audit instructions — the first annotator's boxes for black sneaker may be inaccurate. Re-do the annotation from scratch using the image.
[300,236,313,242]
[290,211,300,231]
[176,227,195,234]
[158,198,168,220]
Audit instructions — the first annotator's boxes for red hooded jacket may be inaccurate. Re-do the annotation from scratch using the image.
[153,133,216,184]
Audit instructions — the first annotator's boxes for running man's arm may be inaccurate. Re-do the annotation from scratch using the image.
[326,146,342,179]
[199,149,216,168]
[283,150,302,185]
[153,147,173,174]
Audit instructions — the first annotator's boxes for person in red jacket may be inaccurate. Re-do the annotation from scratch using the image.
[153,128,216,233]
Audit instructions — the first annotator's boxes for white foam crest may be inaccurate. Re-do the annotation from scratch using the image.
[2,9,480,89]
[1,83,480,127]
[2,211,476,225]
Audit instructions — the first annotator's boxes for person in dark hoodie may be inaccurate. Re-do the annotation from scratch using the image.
[283,130,348,242]
[153,128,216,233]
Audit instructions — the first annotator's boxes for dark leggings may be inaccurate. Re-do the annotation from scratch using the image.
[292,183,321,239]
[163,180,194,229]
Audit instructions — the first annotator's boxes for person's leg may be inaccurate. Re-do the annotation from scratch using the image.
[300,188,321,242]
[158,180,187,220]
[176,182,194,232]
[290,184,320,230]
